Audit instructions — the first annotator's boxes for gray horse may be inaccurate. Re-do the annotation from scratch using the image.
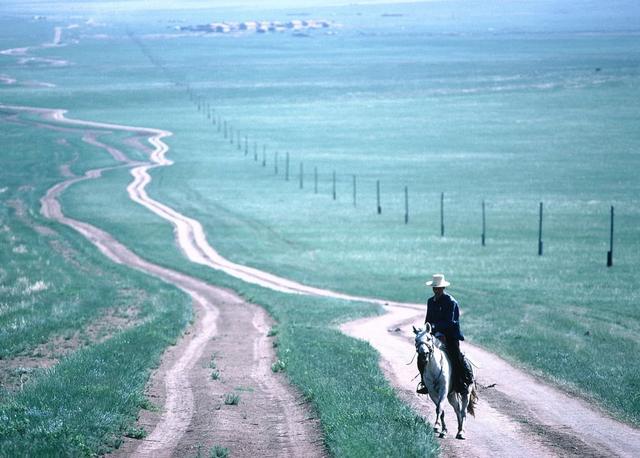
[414,324,478,439]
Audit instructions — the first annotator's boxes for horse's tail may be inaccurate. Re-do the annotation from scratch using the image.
[467,384,478,417]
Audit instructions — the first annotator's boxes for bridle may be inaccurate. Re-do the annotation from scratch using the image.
[415,332,435,362]
[415,330,445,386]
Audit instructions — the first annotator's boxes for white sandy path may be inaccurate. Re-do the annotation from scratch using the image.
[7,104,323,457]
[9,104,640,456]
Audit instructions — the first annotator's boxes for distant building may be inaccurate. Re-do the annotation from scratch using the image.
[239,21,258,31]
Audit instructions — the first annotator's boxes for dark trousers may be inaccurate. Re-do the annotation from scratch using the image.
[447,339,473,392]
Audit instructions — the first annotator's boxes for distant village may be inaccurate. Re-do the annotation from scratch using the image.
[178,19,334,35]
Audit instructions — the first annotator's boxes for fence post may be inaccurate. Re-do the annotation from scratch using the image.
[482,200,486,246]
[314,167,318,194]
[223,120,227,139]
[244,136,249,155]
[285,152,290,181]
[237,131,241,150]
[352,175,357,207]
[299,162,304,189]
[607,205,614,267]
[538,202,544,256]
[254,142,258,161]
[262,145,266,167]
[376,180,381,214]
[229,126,234,144]
[332,171,336,200]
[440,192,445,237]
[404,186,409,224]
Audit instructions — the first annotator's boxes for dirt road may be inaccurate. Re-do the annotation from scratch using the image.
[342,307,640,457]
[8,103,640,457]
[3,105,325,457]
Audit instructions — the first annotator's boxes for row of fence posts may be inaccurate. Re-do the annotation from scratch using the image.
[188,89,618,268]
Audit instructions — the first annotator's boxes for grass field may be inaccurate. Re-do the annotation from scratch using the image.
[1,1,640,455]
[0,117,193,455]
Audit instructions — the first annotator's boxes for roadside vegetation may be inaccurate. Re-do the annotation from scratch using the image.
[0,118,191,455]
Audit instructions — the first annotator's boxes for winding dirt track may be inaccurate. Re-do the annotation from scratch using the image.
[6,103,640,457]
[2,105,325,457]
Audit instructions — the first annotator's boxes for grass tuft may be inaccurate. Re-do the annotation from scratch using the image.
[223,393,240,406]
[210,445,230,458]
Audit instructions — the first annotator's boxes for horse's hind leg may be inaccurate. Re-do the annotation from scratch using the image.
[433,404,442,433]
[439,409,447,438]
[455,393,469,440]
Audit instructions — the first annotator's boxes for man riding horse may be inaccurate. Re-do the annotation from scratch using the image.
[417,274,474,395]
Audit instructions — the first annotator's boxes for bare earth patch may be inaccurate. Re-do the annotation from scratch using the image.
[0,306,142,394]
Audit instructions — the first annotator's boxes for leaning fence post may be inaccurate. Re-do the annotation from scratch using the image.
[538,202,544,256]
[376,180,382,214]
[607,205,614,267]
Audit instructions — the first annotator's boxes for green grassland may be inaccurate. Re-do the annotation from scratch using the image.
[1,4,640,455]
[0,111,440,456]
[0,118,192,455]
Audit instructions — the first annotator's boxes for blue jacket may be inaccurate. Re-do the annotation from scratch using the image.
[425,292,464,341]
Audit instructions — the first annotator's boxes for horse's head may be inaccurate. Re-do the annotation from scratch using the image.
[413,324,435,361]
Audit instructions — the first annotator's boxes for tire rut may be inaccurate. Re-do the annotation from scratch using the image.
[2,105,325,457]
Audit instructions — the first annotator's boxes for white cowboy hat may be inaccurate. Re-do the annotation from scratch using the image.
[425,273,450,287]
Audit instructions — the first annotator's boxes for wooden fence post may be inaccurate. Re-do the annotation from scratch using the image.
[482,200,486,246]
[376,180,381,214]
[299,162,304,189]
[607,205,614,267]
[285,152,290,181]
[352,175,357,207]
[314,167,318,194]
[538,202,544,256]
[440,192,445,237]
[404,186,409,224]
[332,171,336,200]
